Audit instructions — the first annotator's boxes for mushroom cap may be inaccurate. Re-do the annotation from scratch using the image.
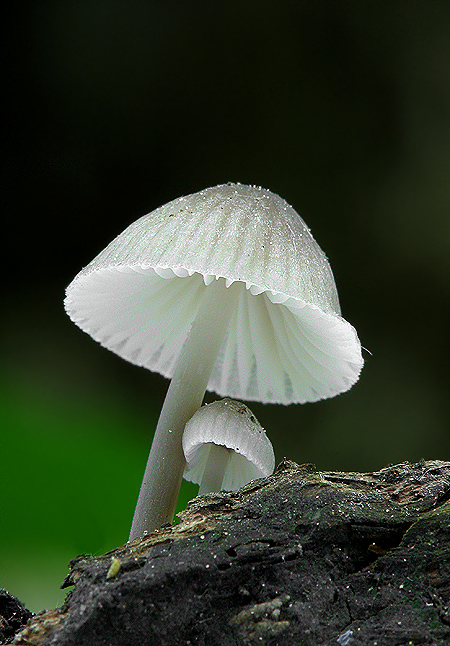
[64,183,363,404]
[182,398,275,491]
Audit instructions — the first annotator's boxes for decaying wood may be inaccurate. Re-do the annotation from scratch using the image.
[9,459,450,645]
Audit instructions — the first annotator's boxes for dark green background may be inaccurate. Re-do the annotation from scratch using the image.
[2,1,449,612]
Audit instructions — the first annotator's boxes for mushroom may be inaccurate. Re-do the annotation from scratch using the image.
[64,182,364,540]
[182,398,275,495]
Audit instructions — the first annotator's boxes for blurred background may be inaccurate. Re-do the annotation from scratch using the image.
[2,0,449,613]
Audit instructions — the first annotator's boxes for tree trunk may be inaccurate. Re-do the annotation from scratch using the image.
[9,459,450,646]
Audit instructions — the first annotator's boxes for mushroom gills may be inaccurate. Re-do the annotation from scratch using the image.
[198,443,233,495]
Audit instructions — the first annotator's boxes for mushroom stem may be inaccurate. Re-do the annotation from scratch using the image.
[129,278,243,540]
[198,443,233,495]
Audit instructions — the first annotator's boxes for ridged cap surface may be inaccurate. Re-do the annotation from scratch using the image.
[182,399,275,491]
[65,183,364,404]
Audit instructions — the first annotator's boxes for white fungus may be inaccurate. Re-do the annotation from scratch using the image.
[182,398,275,494]
[64,183,364,538]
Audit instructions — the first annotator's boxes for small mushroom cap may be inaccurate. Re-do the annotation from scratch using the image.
[64,183,363,404]
[182,399,275,491]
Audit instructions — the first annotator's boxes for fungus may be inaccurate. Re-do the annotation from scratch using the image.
[182,398,274,495]
[64,183,363,540]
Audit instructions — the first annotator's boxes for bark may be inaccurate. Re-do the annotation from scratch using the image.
[9,459,450,646]
[0,590,32,644]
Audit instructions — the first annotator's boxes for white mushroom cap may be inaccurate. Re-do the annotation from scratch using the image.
[65,183,363,405]
[182,399,275,492]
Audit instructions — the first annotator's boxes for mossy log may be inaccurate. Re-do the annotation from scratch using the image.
[10,459,450,646]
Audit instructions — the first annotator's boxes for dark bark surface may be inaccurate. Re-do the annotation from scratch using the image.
[10,459,450,646]
[0,590,33,644]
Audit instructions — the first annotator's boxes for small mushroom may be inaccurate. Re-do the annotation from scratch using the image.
[182,398,275,495]
[64,183,364,539]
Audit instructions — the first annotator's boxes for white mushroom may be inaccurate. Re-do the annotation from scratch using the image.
[182,399,275,495]
[64,183,364,539]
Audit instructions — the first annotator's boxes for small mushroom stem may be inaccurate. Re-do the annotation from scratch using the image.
[129,278,243,540]
[198,443,233,495]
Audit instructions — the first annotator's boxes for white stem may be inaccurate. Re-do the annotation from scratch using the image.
[129,278,243,540]
[198,443,233,495]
